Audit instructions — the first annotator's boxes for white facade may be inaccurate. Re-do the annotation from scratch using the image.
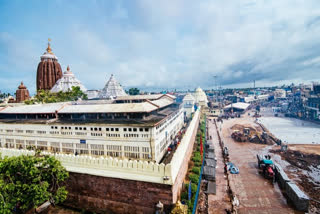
[50,66,87,93]
[182,93,195,118]
[86,90,100,100]
[194,87,208,107]
[0,109,200,185]
[0,109,184,164]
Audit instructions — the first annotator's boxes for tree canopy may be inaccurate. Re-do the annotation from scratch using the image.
[25,86,87,104]
[0,152,69,213]
[128,88,140,95]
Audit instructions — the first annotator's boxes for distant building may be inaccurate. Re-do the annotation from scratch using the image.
[305,97,320,120]
[86,90,100,100]
[15,82,30,103]
[224,102,250,113]
[36,40,63,91]
[194,87,208,107]
[182,93,195,118]
[313,83,320,95]
[50,66,87,93]
[274,89,286,99]
[98,74,127,99]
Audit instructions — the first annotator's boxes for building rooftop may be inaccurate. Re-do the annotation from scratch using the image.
[116,94,175,101]
[224,102,250,110]
[60,102,158,113]
[0,96,175,115]
[0,103,67,114]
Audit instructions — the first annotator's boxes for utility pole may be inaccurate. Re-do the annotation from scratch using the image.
[213,75,217,102]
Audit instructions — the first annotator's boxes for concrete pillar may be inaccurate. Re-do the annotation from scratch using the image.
[88,144,91,155]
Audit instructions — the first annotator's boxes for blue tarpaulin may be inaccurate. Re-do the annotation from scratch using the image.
[226,162,239,174]
[263,159,273,165]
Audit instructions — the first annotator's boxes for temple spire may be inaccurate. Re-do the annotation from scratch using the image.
[46,38,53,54]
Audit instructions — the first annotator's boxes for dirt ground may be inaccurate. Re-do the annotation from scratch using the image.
[271,148,320,212]
[287,144,320,155]
[210,113,301,214]
[47,206,81,214]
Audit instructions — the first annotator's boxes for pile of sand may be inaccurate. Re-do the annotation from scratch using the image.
[230,124,261,133]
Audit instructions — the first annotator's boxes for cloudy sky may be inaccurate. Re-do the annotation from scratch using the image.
[1,0,320,94]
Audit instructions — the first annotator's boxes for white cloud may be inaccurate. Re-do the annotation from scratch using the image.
[2,0,320,93]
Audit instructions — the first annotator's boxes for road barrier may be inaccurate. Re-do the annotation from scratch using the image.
[274,163,309,212]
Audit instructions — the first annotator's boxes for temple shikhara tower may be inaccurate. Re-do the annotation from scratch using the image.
[15,82,30,102]
[50,66,87,93]
[98,74,127,99]
[36,39,63,91]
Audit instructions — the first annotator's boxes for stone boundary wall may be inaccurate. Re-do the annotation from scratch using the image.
[170,109,200,202]
[170,109,200,183]
[64,172,173,214]
[274,163,309,212]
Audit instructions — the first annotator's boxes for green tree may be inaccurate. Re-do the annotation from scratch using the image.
[0,152,69,213]
[26,86,88,105]
[128,88,140,95]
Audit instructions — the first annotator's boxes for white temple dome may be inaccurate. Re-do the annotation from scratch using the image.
[194,87,208,106]
[98,74,127,99]
[50,66,87,93]
[183,93,195,102]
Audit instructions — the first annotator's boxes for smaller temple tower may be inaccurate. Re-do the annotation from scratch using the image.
[98,74,127,99]
[50,66,87,93]
[16,82,30,103]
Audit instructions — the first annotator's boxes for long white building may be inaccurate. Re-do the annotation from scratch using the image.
[0,94,184,163]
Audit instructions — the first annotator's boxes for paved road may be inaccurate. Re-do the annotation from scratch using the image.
[208,114,301,214]
[207,118,232,214]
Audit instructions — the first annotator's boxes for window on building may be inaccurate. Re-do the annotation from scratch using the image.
[128,128,132,132]
[76,143,89,155]
[115,128,119,131]
[139,128,143,132]
[133,128,137,132]
[145,128,149,132]
[91,144,104,156]
[123,128,127,131]
[16,140,25,149]
[50,142,60,152]
[61,143,74,154]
